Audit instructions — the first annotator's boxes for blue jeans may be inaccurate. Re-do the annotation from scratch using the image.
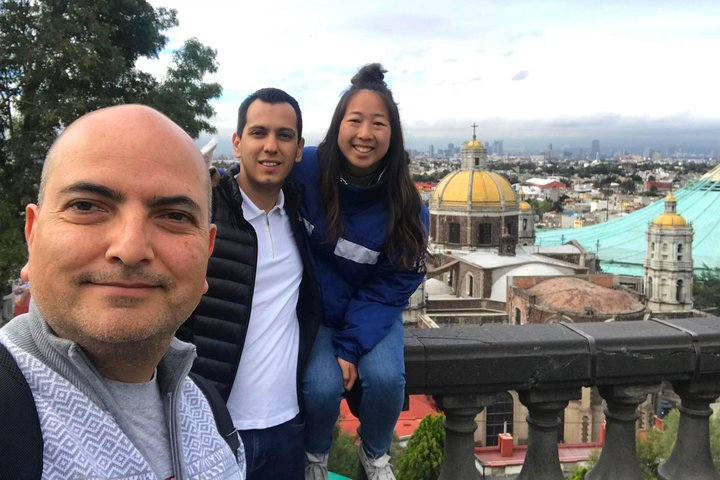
[239,414,304,480]
[303,320,405,457]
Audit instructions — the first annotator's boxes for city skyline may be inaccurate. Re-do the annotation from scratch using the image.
[141,0,720,156]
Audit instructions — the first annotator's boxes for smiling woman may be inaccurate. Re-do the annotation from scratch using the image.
[337,89,391,180]
[289,63,429,480]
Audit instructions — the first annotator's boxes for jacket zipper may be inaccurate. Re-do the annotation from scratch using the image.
[166,391,182,479]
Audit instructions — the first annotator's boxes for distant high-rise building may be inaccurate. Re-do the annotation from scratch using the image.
[591,139,600,159]
[429,144,434,157]
[493,140,504,156]
[484,142,491,155]
[448,143,454,155]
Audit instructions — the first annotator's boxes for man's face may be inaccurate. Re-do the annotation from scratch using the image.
[25,106,216,349]
[232,100,304,200]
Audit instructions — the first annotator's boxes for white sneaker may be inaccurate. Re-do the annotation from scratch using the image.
[358,445,396,480]
[305,451,329,480]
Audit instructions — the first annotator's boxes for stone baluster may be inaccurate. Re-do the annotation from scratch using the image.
[434,393,500,480]
[658,380,720,480]
[587,384,658,480]
[516,388,581,480]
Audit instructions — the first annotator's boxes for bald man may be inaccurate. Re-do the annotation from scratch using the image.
[0,105,244,479]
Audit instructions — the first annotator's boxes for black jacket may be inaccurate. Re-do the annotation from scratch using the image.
[177,167,323,402]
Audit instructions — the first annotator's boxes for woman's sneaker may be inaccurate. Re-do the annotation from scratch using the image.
[304,451,328,480]
[358,445,396,480]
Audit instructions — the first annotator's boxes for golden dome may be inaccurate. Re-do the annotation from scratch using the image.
[665,193,676,202]
[520,201,532,212]
[465,140,484,148]
[652,212,688,228]
[431,170,519,210]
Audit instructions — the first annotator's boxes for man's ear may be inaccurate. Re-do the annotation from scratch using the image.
[203,224,217,295]
[23,204,39,282]
[20,263,29,282]
[207,224,217,257]
[232,132,242,158]
[25,204,39,249]
[295,137,305,163]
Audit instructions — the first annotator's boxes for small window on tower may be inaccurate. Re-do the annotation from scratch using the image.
[676,280,684,302]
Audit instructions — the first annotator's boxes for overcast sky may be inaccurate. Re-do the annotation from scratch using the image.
[141,0,720,155]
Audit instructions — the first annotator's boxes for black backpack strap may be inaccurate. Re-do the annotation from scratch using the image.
[189,372,241,457]
[0,342,43,480]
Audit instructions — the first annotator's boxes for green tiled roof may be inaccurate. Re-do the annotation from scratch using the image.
[536,165,720,275]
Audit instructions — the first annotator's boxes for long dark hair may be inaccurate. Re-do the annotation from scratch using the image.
[318,63,427,270]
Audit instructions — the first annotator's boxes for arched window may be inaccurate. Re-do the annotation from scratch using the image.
[514,307,522,324]
[647,277,653,298]
[522,218,528,231]
[676,280,684,302]
[677,243,683,261]
[466,273,474,297]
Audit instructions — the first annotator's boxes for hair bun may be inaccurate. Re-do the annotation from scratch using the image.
[350,63,388,89]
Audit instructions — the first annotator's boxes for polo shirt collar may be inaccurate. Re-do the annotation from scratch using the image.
[236,181,286,220]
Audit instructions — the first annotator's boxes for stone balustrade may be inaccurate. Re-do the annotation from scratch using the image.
[404,316,720,479]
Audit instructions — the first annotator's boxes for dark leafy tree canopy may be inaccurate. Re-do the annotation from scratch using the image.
[694,267,720,314]
[0,0,222,288]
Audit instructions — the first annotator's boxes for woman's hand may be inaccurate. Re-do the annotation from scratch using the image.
[337,357,358,391]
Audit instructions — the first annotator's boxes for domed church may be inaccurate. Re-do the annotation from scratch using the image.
[429,125,533,252]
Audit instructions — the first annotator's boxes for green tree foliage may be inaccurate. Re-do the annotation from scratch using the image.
[148,37,222,138]
[0,201,26,294]
[618,178,637,194]
[694,267,720,313]
[635,410,680,479]
[551,194,569,213]
[328,423,359,478]
[396,413,445,480]
[0,0,221,287]
[568,450,599,480]
[413,169,451,183]
[327,422,406,478]
[528,198,553,217]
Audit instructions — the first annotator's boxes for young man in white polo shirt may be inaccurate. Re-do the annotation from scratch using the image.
[178,88,322,480]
